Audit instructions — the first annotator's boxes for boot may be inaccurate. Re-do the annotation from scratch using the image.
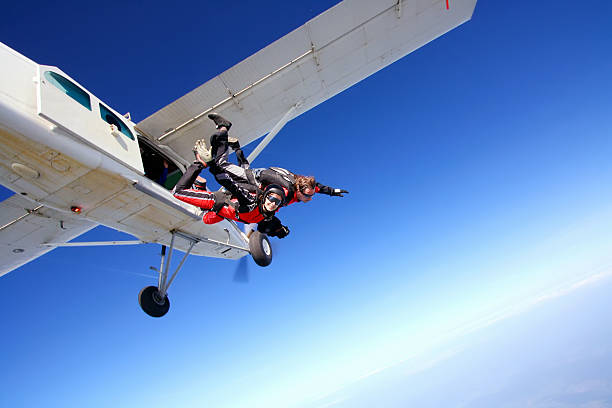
[208,113,232,130]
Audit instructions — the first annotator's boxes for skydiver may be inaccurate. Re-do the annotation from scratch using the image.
[172,156,290,239]
[199,113,349,208]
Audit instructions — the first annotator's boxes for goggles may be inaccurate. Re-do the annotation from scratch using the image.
[300,189,315,198]
[265,195,282,206]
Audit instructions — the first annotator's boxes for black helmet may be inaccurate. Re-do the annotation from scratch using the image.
[258,184,286,214]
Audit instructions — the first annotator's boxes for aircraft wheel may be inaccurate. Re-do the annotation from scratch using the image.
[249,231,273,267]
[138,285,170,317]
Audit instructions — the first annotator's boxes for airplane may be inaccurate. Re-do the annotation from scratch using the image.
[0,0,478,317]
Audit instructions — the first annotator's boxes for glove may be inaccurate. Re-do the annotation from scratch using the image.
[275,225,290,239]
[194,139,212,163]
[330,188,349,197]
[211,190,230,213]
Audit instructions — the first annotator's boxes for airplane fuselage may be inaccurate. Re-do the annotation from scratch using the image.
[0,42,247,275]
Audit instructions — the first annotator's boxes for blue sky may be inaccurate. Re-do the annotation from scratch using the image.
[2,0,612,407]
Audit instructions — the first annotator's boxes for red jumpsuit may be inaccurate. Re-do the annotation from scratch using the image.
[174,188,267,224]
[173,162,271,225]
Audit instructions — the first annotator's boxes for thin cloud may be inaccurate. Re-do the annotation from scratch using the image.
[306,265,612,408]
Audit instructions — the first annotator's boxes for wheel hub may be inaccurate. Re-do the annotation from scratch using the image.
[262,239,271,256]
[152,290,166,306]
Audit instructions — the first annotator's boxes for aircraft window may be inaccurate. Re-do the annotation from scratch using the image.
[99,104,134,140]
[43,71,92,110]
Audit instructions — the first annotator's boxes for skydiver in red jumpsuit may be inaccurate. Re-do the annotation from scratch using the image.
[173,156,290,238]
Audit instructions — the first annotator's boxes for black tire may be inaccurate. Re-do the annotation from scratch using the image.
[138,285,170,317]
[249,231,273,267]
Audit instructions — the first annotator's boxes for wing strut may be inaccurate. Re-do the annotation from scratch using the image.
[43,240,146,247]
[246,103,300,164]
[0,204,43,232]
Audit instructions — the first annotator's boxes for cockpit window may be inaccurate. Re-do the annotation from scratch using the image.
[99,104,134,140]
[43,71,92,111]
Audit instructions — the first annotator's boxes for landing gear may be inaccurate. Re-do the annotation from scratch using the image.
[139,231,196,318]
[138,228,261,317]
[249,231,272,267]
[138,286,170,317]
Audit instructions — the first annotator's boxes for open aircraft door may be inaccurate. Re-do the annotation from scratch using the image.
[36,65,144,174]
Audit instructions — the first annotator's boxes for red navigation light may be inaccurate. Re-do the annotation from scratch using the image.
[70,206,82,213]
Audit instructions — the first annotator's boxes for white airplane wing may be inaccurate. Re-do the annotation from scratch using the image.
[136,0,477,159]
[0,193,97,277]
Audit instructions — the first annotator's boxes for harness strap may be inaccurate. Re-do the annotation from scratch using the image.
[245,168,257,186]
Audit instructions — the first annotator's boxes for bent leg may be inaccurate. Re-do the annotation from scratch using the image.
[208,130,256,206]
[173,188,215,210]
[210,130,230,166]
[232,143,250,168]
[174,163,205,192]
[213,172,255,207]
[210,130,249,182]
[232,145,258,186]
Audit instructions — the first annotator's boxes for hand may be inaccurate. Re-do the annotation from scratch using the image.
[194,139,212,163]
[330,188,349,197]
[194,153,208,167]
[211,191,230,213]
[276,225,290,239]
